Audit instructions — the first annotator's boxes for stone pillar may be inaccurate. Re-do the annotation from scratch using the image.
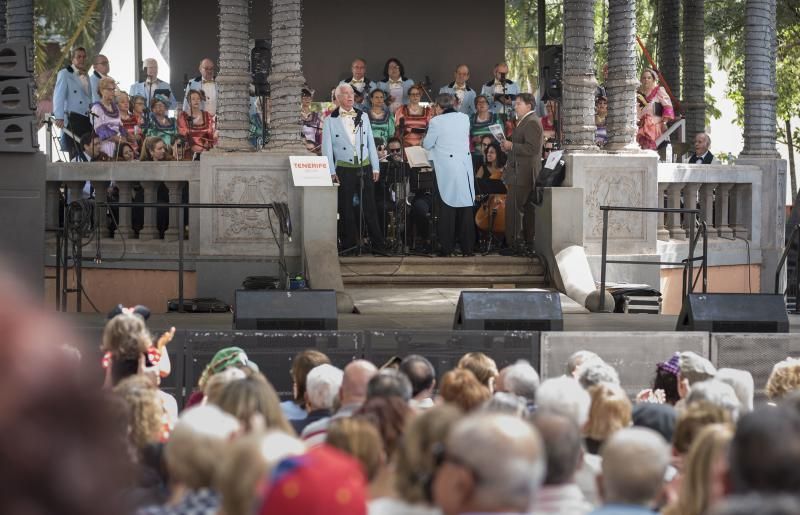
[682,0,706,140]
[164,181,181,240]
[116,181,133,239]
[714,183,734,238]
[605,0,639,151]
[699,183,716,237]
[93,181,108,238]
[561,0,597,151]
[741,0,779,157]
[140,181,159,240]
[667,183,686,240]
[683,183,701,234]
[216,0,252,151]
[6,0,33,43]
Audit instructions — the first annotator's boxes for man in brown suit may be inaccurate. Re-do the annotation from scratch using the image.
[501,92,543,254]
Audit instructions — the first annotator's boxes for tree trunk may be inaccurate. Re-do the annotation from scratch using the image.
[657,0,681,102]
[788,119,797,199]
[682,0,705,139]
[562,0,598,151]
[605,0,639,151]
[216,0,252,151]
[741,0,779,157]
[6,0,33,43]
[0,0,7,44]
[266,0,306,151]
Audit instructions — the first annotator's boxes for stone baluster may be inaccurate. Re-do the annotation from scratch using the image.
[93,180,109,238]
[714,183,735,238]
[666,183,686,240]
[657,183,670,241]
[116,181,133,239]
[46,182,61,233]
[699,183,716,238]
[682,183,701,237]
[140,181,160,240]
[164,181,182,240]
[730,183,751,239]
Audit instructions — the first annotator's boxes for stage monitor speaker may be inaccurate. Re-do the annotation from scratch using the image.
[0,115,38,152]
[0,78,36,115]
[539,44,562,101]
[454,290,563,331]
[234,289,338,330]
[0,42,34,79]
[676,293,789,332]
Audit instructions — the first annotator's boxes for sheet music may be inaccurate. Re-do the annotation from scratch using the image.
[489,123,506,143]
[544,150,563,170]
[405,146,431,168]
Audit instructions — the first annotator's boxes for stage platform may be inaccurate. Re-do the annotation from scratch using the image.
[59,287,800,333]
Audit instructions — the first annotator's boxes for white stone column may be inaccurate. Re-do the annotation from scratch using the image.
[699,183,716,238]
[667,183,686,240]
[715,183,735,238]
[140,181,160,240]
[164,181,181,240]
[116,181,133,239]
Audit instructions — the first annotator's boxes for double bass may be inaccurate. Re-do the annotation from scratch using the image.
[474,166,506,234]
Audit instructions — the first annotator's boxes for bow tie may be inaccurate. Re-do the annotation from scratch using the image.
[340,110,356,118]
[389,79,403,86]
[454,84,466,91]
[202,79,214,84]
[351,78,364,84]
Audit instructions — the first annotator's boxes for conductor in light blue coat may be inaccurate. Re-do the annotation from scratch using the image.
[423,93,476,256]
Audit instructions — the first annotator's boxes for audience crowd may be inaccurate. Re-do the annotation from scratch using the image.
[5,281,800,515]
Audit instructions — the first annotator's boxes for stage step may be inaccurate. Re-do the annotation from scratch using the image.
[341,255,548,288]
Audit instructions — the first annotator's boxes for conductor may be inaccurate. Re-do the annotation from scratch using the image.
[423,94,476,256]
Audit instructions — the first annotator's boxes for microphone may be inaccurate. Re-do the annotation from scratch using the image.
[88,111,99,118]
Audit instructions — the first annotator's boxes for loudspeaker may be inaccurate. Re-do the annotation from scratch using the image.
[0,78,36,115]
[0,43,34,79]
[0,116,38,152]
[234,289,338,330]
[250,39,271,97]
[453,290,563,331]
[539,44,562,101]
[676,293,789,332]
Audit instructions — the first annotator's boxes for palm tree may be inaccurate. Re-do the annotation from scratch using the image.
[216,0,252,151]
[657,0,681,101]
[562,0,598,151]
[6,0,33,43]
[266,0,306,151]
[682,0,705,139]
[741,0,779,157]
[605,0,639,150]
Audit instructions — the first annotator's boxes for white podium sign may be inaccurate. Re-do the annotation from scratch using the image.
[289,156,333,186]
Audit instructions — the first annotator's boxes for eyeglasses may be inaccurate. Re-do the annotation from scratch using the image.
[389,148,402,153]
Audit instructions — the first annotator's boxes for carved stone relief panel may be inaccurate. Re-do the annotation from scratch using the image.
[585,170,646,241]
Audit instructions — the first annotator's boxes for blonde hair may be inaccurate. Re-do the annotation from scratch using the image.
[395,405,462,503]
[766,357,800,400]
[663,424,733,515]
[97,77,116,97]
[101,312,151,359]
[457,352,499,389]
[326,418,385,481]
[440,368,491,412]
[672,401,731,454]
[113,375,163,450]
[584,383,632,442]
[215,373,295,435]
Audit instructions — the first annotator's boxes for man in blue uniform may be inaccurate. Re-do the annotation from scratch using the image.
[130,58,176,111]
[480,62,519,116]
[439,64,477,116]
[53,47,92,159]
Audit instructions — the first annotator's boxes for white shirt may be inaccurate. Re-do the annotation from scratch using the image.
[388,81,404,112]
[340,109,357,146]
[201,80,217,115]
[74,68,90,95]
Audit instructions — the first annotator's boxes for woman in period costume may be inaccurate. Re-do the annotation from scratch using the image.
[367,88,395,145]
[394,85,432,148]
[637,69,674,150]
[299,87,323,154]
[91,77,124,159]
[178,89,216,160]
[146,95,178,159]
[469,94,502,152]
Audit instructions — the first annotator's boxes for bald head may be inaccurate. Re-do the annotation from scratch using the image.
[600,427,669,507]
[340,359,378,405]
[199,58,215,81]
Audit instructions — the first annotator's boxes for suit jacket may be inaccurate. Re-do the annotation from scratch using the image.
[130,78,176,110]
[439,82,477,116]
[422,110,475,208]
[52,65,92,121]
[321,108,381,174]
[688,151,714,164]
[504,112,544,187]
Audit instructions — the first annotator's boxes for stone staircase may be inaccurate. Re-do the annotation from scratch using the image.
[340,255,549,288]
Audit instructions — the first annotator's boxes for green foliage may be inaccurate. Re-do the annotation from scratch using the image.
[506,0,540,92]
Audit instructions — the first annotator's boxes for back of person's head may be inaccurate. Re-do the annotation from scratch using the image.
[481,391,529,417]
[354,395,412,458]
[291,350,331,404]
[766,357,800,401]
[565,350,600,377]
[326,417,385,481]
[435,93,454,110]
[716,368,754,413]
[532,411,583,486]
[305,364,343,411]
[102,312,150,359]
[729,406,800,494]
[215,373,294,434]
[578,360,620,389]
[165,404,240,489]
[441,413,545,513]
[399,354,436,398]
[497,360,539,402]
[680,351,717,385]
[216,431,304,515]
[340,359,378,404]
[457,352,499,390]
[673,423,734,515]
[673,401,732,455]
[600,427,669,507]
[197,346,254,390]
[536,376,591,427]
[710,494,800,515]
[203,367,248,405]
[113,375,163,451]
[632,403,677,443]
[584,382,632,442]
[395,405,462,504]
[439,368,491,412]
[686,379,741,421]
[367,368,413,401]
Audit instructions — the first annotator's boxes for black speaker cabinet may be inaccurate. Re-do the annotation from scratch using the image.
[453,290,563,331]
[0,78,36,115]
[0,42,34,79]
[676,293,789,333]
[234,289,338,330]
[0,116,38,152]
